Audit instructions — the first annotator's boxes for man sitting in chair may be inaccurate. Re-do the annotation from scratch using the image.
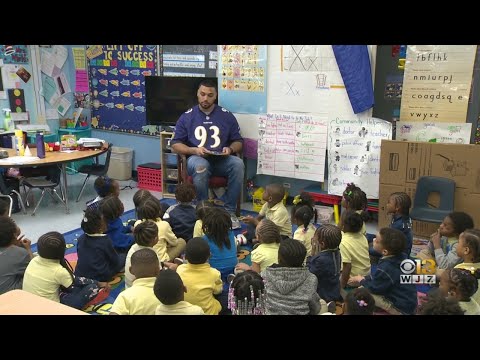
[171,79,244,215]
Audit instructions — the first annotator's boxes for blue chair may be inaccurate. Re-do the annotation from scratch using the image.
[410,176,455,223]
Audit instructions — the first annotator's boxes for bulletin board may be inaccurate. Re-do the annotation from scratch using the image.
[161,45,218,77]
[87,45,160,135]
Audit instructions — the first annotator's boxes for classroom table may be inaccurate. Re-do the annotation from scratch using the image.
[0,145,108,214]
[0,289,87,315]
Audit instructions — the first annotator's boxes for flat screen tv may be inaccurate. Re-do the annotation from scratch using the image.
[145,76,218,127]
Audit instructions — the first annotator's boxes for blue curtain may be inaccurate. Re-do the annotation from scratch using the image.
[332,45,374,114]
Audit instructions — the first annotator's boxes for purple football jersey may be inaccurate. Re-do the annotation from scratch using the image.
[171,105,243,151]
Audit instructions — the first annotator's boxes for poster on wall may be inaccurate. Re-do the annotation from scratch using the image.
[0,45,29,64]
[257,113,328,181]
[270,45,350,114]
[396,121,472,144]
[88,45,160,135]
[400,45,476,123]
[218,45,267,114]
[162,45,217,77]
[327,117,392,199]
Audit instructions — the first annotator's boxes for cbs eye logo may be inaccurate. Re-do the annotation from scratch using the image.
[400,259,436,275]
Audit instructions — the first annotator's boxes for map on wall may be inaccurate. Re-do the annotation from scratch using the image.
[87,45,160,135]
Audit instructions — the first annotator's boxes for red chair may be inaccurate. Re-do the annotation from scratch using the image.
[177,153,242,216]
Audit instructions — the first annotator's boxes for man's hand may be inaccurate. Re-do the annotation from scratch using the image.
[222,146,233,155]
[193,147,208,157]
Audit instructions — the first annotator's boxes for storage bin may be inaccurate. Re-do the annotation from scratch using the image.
[137,163,162,192]
[165,153,177,167]
[314,205,334,224]
[166,183,177,194]
[107,146,133,180]
[166,168,178,180]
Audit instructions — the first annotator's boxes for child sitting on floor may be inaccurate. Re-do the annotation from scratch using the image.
[307,224,342,303]
[110,248,161,315]
[454,228,480,304]
[86,176,119,211]
[340,182,369,236]
[417,211,474,272]
[228,270,266,315]
[342,288,375,315]
[75,208,124,282]
[418,289,464,315]
[262,238,321,315]
[176,237,223,315]
[439,268,480,315]
[193,200,213,238]
[0,216,34,295]
[339,210,370,290]
[386,192,413,257]
[292,193,317,260]
[243,183,291,240]
[23,231,109,309]
[349,228,418,315]
[235,219,281,274]
[154,268,204,315]
[135,197,186,263]
[100,195,134,253]
[163,183,197,242]
[125,220,159,289]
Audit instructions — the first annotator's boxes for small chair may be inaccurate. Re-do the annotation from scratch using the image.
[76,143,113,202]
[22,165,65,216]
[0,175,26,215]
[0,194,13,216]
[177,153,242,216]
[410,176,455,223]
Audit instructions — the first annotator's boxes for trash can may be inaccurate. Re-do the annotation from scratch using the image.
[107,146,133,180]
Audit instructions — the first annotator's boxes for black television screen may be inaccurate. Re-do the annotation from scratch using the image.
[145,76,218,127]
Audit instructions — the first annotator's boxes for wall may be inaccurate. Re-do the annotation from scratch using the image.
[92,128,160,168]
[0,47,38,126]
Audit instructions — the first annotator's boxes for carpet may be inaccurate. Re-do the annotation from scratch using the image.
[30,199,256,315]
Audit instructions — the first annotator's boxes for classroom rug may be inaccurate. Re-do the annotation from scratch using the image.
[30,199,256,315]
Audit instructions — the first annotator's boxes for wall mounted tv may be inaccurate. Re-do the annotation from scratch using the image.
[145,76,218,127]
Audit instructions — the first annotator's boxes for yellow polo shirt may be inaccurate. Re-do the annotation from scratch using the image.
[110,277,159,315]
[155,301,205,315]
[455,262,480,305]
[134,218,178,262]
[23,256,73,303]
[251,243,280,272]
[339,231,370,277]
[259,202,292,237]
[177,263,223,315]
[293,223,316,257]
[193,220,204,238]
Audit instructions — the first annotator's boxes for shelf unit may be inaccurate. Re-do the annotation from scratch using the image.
[160,131,178,199]
[58,127,93,173]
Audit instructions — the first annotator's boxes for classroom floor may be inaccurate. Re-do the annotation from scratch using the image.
[11,173,141,244]
[10,172,379,244]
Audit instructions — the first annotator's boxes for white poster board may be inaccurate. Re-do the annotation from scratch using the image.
[257,113,328,181]
[400,45,476,123]
[328,117,392,198]
[396,121,472,144]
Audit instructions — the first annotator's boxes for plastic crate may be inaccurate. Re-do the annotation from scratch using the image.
[137,165,162,192]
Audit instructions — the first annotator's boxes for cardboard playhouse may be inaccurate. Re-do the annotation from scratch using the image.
[378,140,480,238]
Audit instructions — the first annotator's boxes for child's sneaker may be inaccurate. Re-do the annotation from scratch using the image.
[174,257,185,265]
[84,287,110,308]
